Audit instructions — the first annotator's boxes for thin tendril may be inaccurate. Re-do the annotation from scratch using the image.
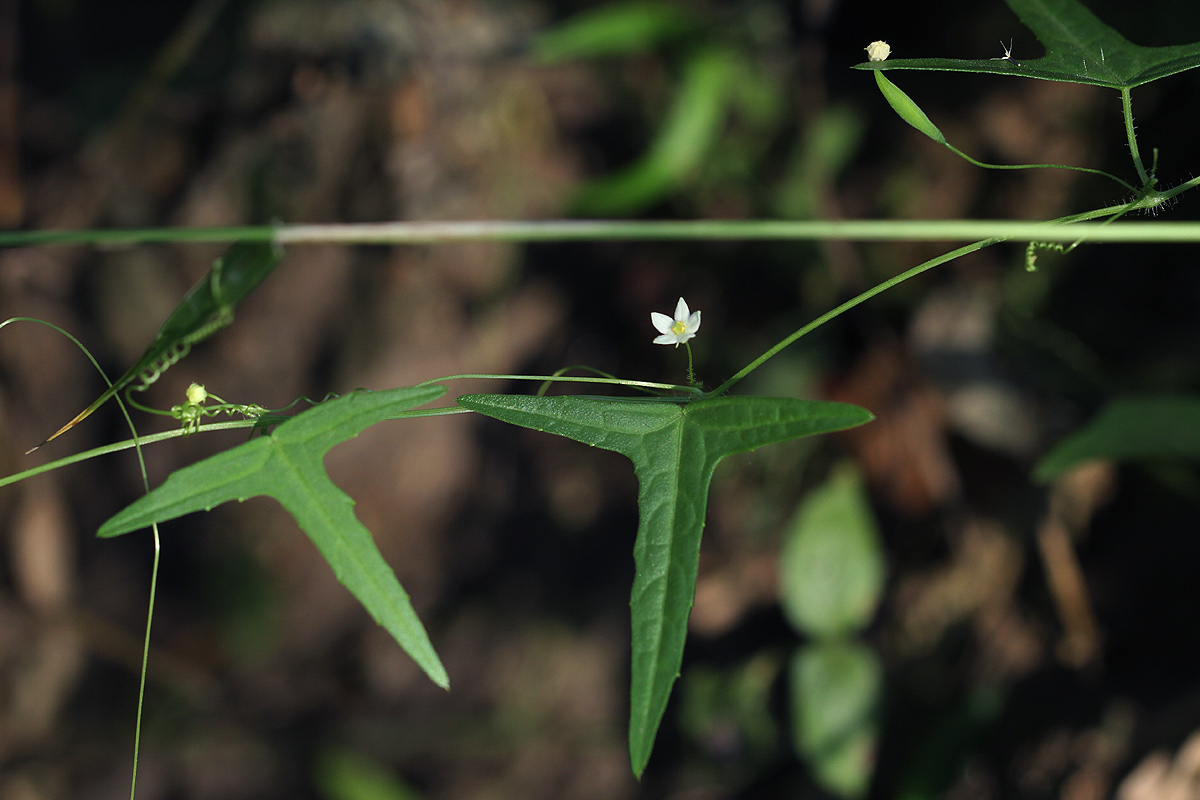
[0,317,157,800]
[707,199,1157,397]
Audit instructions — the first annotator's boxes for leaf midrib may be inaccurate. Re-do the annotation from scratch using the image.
[273,435,398,615]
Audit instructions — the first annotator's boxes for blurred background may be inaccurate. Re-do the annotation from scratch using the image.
[2,0,1200,798]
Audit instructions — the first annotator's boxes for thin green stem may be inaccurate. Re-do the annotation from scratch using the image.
[684,342,697,387]
[0,318,159,800]
[532,365,679,397]
[0,225,275,248]
[418,372,703,396]
[0,408,475,491]
[129,526,158,800]
[0,422,261,488]
[944,143,1135,192]
[537,365,611,397]
[708,238,1001,396]
[708,200,1147,397]
[1157,173,1200,202]
[10,218,1200,249]
[94,348,159,800]
[391,406,474,418]
[1122,88,1150,188]
[125,388,176,417]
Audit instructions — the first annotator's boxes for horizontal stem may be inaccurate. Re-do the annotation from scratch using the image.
[420,373,699,395]
[0,421,254,489]
[2,405,466,489]
[3,216,1200,248]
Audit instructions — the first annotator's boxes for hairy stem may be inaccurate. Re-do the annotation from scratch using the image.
[1122,88,1150,188]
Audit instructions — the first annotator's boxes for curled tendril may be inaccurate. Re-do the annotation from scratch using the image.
[1024,241,1073,272]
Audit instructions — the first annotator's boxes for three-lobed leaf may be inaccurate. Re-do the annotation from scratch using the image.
[457,392,873,776]
[854,0,1200,89]
[98,385,450,689]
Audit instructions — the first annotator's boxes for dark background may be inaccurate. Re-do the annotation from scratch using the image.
[2,0,1200,798]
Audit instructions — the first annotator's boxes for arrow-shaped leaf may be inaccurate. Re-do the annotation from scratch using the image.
[99,385,450,689]
[457,393,873,776]
[855,0,1200,89]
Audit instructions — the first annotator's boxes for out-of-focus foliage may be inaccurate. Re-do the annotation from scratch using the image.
[779,463,885,638]
[779,463,884,797]
[678,655,781,769]
[532,1,700,62]
[315,748,425,800]
[773,105,865,219]
[535,1,786,215]
[1036,395,1200,481]
[789,641,881,799]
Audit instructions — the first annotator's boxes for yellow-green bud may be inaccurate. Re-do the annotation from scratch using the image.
[186,383,208,405]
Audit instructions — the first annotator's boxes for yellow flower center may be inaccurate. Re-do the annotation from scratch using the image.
[672,320,688,334]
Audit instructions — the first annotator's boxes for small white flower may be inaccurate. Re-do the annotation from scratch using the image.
[865,41,891,62]
[651,297,701,347]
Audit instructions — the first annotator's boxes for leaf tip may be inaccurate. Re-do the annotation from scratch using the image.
[95,522,121,539]
[630,748,651,781]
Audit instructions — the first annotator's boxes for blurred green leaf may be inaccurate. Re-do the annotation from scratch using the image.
[571,46,738,215]
[855,0,1200,89]
[789,640,881,799]
[532,1,698,63]
[774,105,865,219]
[728,57,784,129]
[97,386,450,689]
[679,655,781,764]
[1035,395,1200,481]
[315,749,424,800]
[457,392,873,777]
[779,463,884,638]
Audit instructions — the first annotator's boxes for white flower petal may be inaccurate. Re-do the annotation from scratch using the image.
[650,296,701,347]
[651,311,675,334]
